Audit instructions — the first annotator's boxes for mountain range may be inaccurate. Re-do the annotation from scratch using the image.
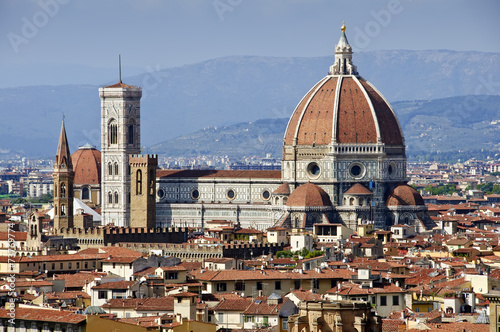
[0,49,499,159]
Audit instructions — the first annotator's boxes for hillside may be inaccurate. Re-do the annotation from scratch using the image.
[0,50,499,158]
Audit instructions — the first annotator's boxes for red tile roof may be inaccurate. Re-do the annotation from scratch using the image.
[0,307,85,324]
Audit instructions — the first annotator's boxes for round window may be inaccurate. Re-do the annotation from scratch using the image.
[307,162,321,178]
[388,164,393,175]
[349,163,365,179]
[157,188,165,199]
[227,189,236,200]
[191,189,200,200]
[262,190,271,200]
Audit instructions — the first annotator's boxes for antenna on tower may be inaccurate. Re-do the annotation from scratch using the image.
[119,54,122,83]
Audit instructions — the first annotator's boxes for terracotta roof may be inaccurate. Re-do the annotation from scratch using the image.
[20,253,107,263]
[103,256,141,264]
[10,280,53,288]
[45,291,90,300]
[104,81,139,89]
[0,307,85,324]
[234,228,263,234]
[0,231,26,241]
[71,145,101,185]
[287,182,332,207]
[344,183,372,195]
[386,184,424,206]
[284,76,403,146]
[288,289,323,302]
[213,297,252,311]
[157,169,281,179]
[78,246,143,257]
[53,271,106,288]
[273,183,290,195]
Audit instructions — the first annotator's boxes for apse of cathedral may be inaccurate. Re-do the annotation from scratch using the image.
[56,23,435,233]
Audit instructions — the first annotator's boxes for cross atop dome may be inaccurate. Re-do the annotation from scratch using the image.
[329,22,358,75]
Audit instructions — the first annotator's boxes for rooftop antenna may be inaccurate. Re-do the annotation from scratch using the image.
[119,54,122,83]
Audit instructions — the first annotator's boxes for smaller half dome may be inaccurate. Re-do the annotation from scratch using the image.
[273,183,291,195]
[287,182,332,207]
[386,184,424,206]
[344,183,372,195]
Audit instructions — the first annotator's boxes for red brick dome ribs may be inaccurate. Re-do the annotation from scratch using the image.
[70,144,101,185]
[286,182,332,207]
[283,76,403,147]
[386,184,424,206]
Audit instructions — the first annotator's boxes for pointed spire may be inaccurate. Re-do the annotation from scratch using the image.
[329,22,358,75]
[55,118,72,170]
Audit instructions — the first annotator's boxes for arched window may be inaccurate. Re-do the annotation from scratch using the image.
[108,192,113,205]
[114,192,119,204]
[136,170,142,195]
[60,183,66,197]
[128,120,135,145]
[108,162,113,176]
[61,204,66,216]
[108,119,117,145]
[149,169,154,195]
[359,198,364,206]
[114,162,119,176]
[349,197,355,206]
[82,187,89,200]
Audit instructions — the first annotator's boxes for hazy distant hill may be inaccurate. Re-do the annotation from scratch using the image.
[150,95,500,161]
[0,50,499,158]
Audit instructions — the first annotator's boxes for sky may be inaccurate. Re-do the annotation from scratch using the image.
[1,0,499,88]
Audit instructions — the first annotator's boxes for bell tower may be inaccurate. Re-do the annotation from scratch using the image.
[99,80,142,227]
[53,120,74,229]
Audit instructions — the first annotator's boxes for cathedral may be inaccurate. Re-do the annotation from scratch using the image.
[53,24,435,234]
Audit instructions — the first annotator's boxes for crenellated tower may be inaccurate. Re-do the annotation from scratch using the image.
[129,154,158,228]
[53,120,74,229]
[99,80,142,227]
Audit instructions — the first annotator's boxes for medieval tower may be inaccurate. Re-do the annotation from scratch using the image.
[99,81,142,227]
[129,154,158,228]
[53,120,74,229]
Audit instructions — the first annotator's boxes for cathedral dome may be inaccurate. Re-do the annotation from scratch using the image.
[71,144,101,185]
[287,182,332,207]
[283,24,403,148]
[386,184,424,207]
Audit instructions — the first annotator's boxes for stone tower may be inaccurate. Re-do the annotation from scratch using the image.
[99,81,142,227]
[53,120,74,229]
[26,211,43,252]
[129,154,157,228]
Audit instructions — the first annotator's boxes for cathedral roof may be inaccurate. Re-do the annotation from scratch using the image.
[283,24,403,147]
[344,183,372,195]
[286,182,332,207]
[71,145,101,185]
[157,169,281,179]
[386,184,425,206]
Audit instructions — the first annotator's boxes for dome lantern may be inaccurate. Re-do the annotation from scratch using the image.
[329,22,358,75]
